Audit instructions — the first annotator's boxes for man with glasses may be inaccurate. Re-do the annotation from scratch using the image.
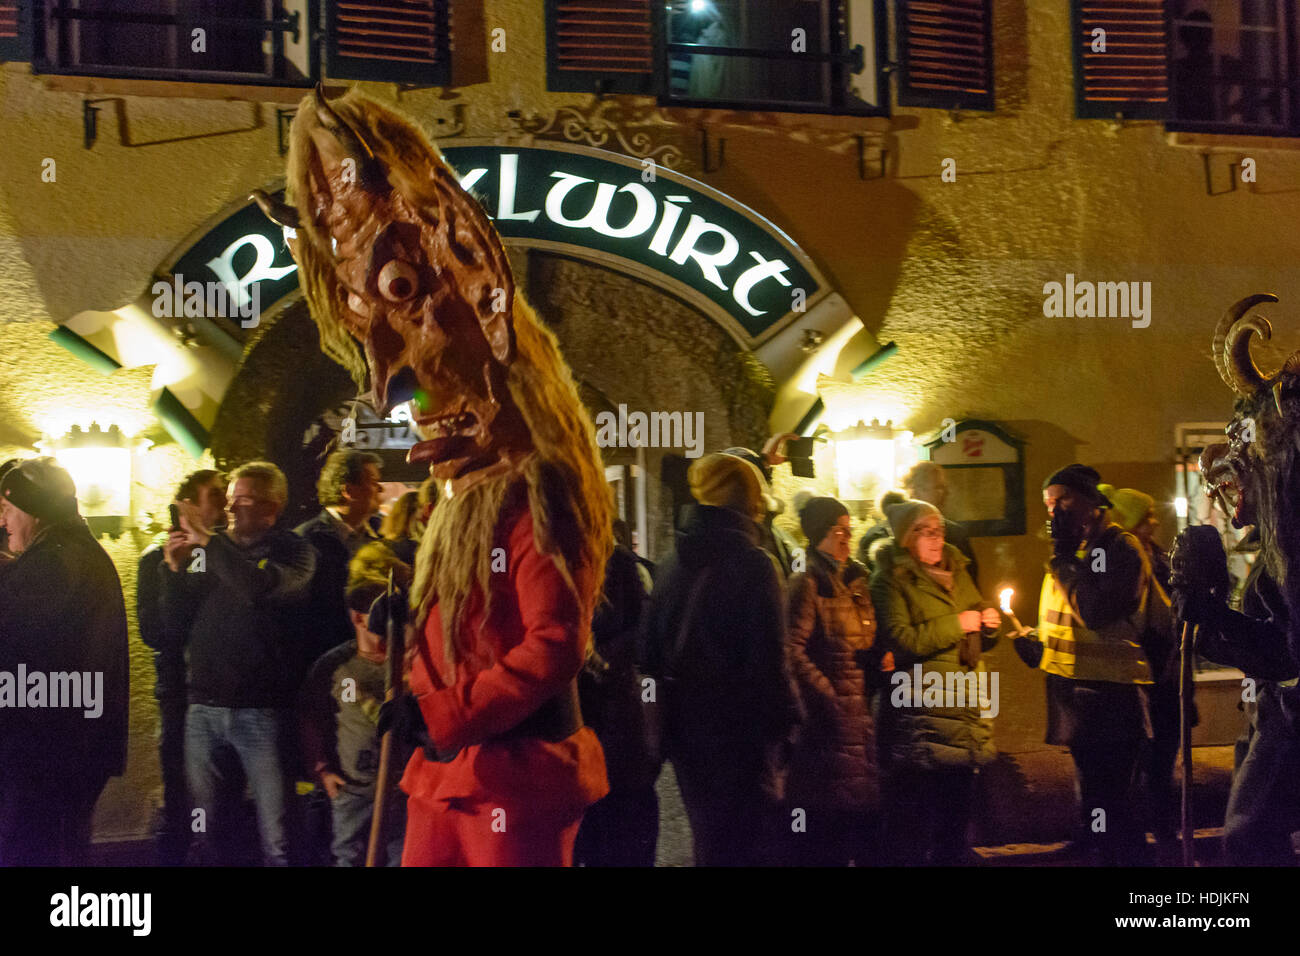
[162,460,316,865]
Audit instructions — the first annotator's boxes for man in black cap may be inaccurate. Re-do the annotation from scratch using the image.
[0,457,130,865]
[1035,463,1154,865]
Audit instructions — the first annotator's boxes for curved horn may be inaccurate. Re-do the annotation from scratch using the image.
[1225,313,1274,397]
[1213,293,1279,392]
[313,83,385,186]
[249,189,300,229]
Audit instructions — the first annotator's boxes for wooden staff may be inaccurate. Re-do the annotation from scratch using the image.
[366,570,405,867]
[1179,620,1195,867]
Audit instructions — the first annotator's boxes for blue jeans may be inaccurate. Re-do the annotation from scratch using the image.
[331,785,406,867]
[185,704,295,866]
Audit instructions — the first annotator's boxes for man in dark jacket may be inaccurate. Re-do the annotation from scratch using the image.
[641,452,804,866]
[0,457,129,866]
[296,449,383,669]
[1037,463,1152,865]
[163,460,315,866]
[137,468,225,865]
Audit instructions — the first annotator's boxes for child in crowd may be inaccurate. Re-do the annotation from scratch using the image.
[299,580,407,866]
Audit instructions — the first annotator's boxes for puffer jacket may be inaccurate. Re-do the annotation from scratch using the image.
[785,549,882,809]
[869,540,1006,771]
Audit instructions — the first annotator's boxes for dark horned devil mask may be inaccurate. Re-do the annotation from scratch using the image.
[254,85,528,481]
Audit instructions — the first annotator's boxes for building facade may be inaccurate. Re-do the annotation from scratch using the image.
[1,0,1295,842]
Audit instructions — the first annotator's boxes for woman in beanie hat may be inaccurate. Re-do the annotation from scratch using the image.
[640,453,804,865]
[0,457,129,865]
[869,499,1006,865]
[780,495,888,865]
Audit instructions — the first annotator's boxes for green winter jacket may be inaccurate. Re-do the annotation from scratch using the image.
[869,540,1007,771]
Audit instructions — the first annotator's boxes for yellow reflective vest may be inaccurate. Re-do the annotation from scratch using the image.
[1037,543,1153,685]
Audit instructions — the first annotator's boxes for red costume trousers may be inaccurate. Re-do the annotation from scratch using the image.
[401,794,582,866]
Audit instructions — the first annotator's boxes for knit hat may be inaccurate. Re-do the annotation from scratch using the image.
[722,445,781,513]
[1042,463,1112,508]
[1097,484,1154,532]
[885,498,942,545]
[0,457,78,523]
[799,496,849,547]
[688,453,765,520]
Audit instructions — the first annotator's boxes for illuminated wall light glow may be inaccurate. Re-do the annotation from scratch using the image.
[1174,496,1189,519]
[834,437,895,502]
[54,446,132,517]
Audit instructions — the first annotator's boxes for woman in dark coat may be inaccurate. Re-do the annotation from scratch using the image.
[640,453,804,866]
[870,499,1006,865]
[783,496,889,865]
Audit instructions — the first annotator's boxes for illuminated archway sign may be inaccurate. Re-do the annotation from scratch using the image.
[54,141,857,456]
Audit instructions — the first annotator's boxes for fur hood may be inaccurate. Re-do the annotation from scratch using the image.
[869,538,971,581]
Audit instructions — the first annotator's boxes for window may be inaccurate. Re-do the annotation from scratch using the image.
[1074,0,1300,136]
[545,0,887,115]
[14,0,453,86]
[1168,0,1299,134]
[895,0,994,111]
[34,0,316,85]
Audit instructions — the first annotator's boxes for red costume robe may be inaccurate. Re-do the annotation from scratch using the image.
[399,497,609,865]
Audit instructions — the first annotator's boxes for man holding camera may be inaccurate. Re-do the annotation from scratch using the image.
[162,460,315,865]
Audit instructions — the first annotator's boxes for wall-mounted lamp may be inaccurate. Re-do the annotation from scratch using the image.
[38,423,137,536]
[830,419,913,504]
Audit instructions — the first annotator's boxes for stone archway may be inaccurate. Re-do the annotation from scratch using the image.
[208,299,354,523]
[204,247,774,556]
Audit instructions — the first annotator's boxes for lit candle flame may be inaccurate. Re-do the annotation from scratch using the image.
[999,588,1014,614]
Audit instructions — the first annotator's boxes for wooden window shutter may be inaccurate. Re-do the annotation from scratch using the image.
[0,0,29,62]
[326,0,451,84]
[545,0,662,95]
[896,0,994,111]
[1073,0,1170,119]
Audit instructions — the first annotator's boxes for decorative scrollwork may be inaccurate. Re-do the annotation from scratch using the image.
[508,98,689,171]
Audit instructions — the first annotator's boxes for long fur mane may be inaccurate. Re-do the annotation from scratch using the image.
[285,92,611,670]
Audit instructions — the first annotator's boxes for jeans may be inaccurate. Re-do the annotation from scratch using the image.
[331,786,407,867]
[185,704,295,866]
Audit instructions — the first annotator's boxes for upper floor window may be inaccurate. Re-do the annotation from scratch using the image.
[1074,0,1300,136]
[546,0,890,115]
[37,0,314,84]
[1,0,451,86]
